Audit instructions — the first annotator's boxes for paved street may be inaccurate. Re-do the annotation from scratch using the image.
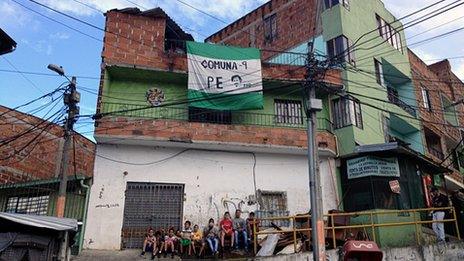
[71,250,182,261]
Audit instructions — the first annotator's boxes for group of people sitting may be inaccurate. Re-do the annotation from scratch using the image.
[140,210,259,259]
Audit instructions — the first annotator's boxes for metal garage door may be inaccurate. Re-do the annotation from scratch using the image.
[121,182,184,249]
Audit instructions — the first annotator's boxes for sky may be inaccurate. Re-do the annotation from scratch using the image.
[1,0,463,140]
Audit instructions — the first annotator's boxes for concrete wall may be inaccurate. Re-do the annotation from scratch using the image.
[254,242,464,261]
[84,144,338,250]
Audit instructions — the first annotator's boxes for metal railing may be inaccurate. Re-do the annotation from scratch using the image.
[100,102,334,132]
[427,146,445,160]
[252,207,461,255]
[387,87,417,117]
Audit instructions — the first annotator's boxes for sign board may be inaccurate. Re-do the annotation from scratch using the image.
[187,41,263,110]
[389,180,401,194]
[347,156,400,179]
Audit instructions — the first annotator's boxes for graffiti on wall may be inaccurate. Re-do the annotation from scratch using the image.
[184,192,259,224]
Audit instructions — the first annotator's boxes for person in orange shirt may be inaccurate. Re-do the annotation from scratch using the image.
[191,224,203,256]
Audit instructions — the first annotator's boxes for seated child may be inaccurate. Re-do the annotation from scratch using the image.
[164,228,177,258]
[141,228,157,259]
[191,224,203,256]
[180,221,193,256]
[155,228,165,257]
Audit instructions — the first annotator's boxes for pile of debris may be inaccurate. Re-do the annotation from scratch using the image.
[255,222,308,257]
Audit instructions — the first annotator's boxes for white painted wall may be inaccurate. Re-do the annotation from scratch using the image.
[84,144,338,250]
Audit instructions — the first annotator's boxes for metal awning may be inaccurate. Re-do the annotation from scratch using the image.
[341,142,450,174]
[0,213,78,232]
[0,29,17,55]
[0,175,87,190]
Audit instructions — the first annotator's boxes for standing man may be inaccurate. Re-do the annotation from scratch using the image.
[233,209,248,251]
[431,187,449,243]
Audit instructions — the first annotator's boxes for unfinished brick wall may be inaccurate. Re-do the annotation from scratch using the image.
[95,117,337,154]
[96,7,340,152]
[428,60,464,128]
[206,0,318,61]
[0,106,96,184]
[408,50,463,176]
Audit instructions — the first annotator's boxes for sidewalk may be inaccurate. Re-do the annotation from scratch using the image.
[71,250,182,261]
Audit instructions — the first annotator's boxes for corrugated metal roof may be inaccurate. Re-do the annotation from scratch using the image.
[0,213,78,231]
[0,175,87,190]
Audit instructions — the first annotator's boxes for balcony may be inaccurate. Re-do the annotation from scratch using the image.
[387,87,416,117]
[100,102,334,133]
[95,102,337,153]
[427,147,445,160]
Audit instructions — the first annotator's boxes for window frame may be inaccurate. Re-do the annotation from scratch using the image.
[325,0,349,9]
[374,58,385,86]
[6,194,50,215]
[421,86,432,111]
[327,35,355,65]
[264,14,278,43]
[332,97,363,129]
[441,95,459,126]
[375,14,403,53]
[274,99,304,125]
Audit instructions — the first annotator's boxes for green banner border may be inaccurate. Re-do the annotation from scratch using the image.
[187,41,260,60]
[188,89,263,110]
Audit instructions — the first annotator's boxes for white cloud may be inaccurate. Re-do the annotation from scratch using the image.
[383,0,464,33]
[22,39,54,56]
[159,0,268,21]
[454,62,464,80]
[410,48,439,64]
[0,1,34,28]
[36,0,267,22]
[49,32,71,40]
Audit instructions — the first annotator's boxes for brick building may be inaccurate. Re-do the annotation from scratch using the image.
[84,0,462,251]
[0,105,95,183]
[84,6,342,250]
[409,50,464,193]
[0,105,95,253]
[206,0,457,248]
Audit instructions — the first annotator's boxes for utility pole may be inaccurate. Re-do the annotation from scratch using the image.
[56,76,80,218]
[305,47,326,261]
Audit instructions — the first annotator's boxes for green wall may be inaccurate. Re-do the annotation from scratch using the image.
[350,211,419,248]
[101,66,332,129]
[322,0,424,155]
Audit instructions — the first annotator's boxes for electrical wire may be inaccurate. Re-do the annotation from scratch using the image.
[25,0,297,83]
[0,84,66,117]
[0,107,66,161]
[355,24,464,64]
[330,0,463,62]
[353,0,464,54]
[2,56,45,94]
[0,100,66,147]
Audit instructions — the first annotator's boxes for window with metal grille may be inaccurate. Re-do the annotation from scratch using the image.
[6,195,49,215]
[188,107,232,125]
[274,99,304,125]
[332,97,363,129]
[374,59,385,86]
[264,14,277,43]
[257,191,289,227]
[327,35,355,65]
[376,14,403,53]
[421,87,431,111]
